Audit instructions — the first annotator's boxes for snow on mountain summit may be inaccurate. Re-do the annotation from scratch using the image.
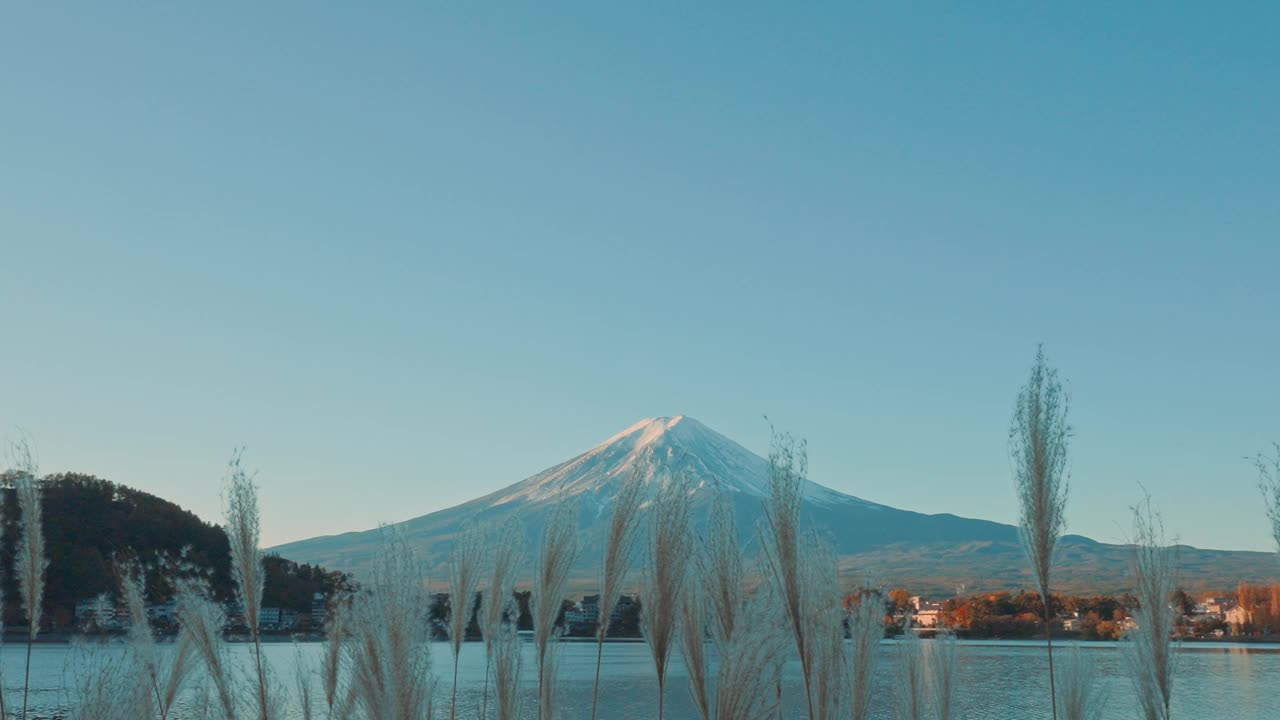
[484,415,875,510]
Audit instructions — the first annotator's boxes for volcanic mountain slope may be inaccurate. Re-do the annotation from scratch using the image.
[271,416,1277,595]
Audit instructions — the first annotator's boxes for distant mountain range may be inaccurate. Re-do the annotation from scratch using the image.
[271,416,1279,596]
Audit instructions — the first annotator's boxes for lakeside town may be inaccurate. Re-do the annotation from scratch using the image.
[65,581,1280,644]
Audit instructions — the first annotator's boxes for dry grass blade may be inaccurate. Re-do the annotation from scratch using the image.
[345,527,436,720]
[293,643,315,720]
[534,496,579,720]
[713,591,787,720]
[10,439,48,720]
[1125,495,1177,720]
[1057,644,1104,720]
[66,636,148,720]
[799,535,844,720]
[320,594,346,718]
[493,611,523,720]
[447,522,485,720]
[175,575,238,720]
[1010,346,1071,720]
[678,586,711,720]
[223,450,273,720]
[482,518,524,720]
[701,484,742,651]
[641,471,695,720]
[1255,443,1280,555]
[930,631,959,720]
[892,613,927,720]
[592,468,645,720]
[760,427,828,718]
[847,587,884,720]
[121,559,198,719]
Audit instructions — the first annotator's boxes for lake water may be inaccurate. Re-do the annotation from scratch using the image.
[5,638,1279,719]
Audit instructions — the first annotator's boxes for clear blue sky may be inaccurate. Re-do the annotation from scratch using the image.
[2,3,1277,551]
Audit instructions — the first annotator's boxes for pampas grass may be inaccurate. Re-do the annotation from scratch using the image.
[12,441,48,720]
[534,497,579,720]
[1255,443,1280,554]
[175,575,238,720]
[1126,495,1177,720]
[592,468,645,720]
[641,471,695,720]
[1058,645,1103,720]
[929,632,959,720]
[67,633,148,720]
[320,595,347,719]
[799,536,845,720]
[847,588,885,720]
[892,613,927,720]
[447,522,484,720]
[294,643,316,720]
[702,485,743,650]
[482,518,524,720]
[1011,346,1071,720]
[678,586,711,720]
[121,560,197,719]
[345,528,436,720]
[713,592,787,720]
[761,427,830,719]
[492,611,523,720]
[223,450,273,720]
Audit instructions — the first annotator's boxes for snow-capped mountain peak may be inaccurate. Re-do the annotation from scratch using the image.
[484,415,767,507]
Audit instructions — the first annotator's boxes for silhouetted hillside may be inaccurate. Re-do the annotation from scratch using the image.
[0,472,348,631]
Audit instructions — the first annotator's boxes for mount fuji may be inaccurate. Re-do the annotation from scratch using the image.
[271,416,1276,595]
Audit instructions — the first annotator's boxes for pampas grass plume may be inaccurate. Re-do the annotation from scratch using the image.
[641,471,695,720]
[534,496,579,720]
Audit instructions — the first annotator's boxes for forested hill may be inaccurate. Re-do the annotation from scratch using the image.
[0,472,349,631]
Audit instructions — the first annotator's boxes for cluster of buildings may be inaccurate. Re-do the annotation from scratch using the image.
[906,596,943,628]
[901,592,1254,638]
[73,592,331,634]
[1188,595,1250,632]
[562,594,637,632]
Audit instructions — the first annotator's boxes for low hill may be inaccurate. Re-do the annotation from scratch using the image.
[0,472,348,631]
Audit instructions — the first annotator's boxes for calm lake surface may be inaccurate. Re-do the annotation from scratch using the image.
[5,638,1279,719]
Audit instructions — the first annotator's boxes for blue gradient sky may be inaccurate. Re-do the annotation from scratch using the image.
[2,3,1277,551]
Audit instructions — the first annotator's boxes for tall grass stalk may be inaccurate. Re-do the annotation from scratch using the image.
[346,528,436,720]
[447,522,484,720]
[1058,645,1103,720]
[175,576,238,720]
[320,594,346,719]
[713,592,787,720]
[641,472,695,720]
[678,586,711,720]
[847,588,885,720]
[533,497,579,720]
[67,633,147,720]
[702,485,742,650]
[492,611,522,720]
[0,451,9,720]
[13,442,47,720]
[799,536,845,720]
[1126,495,1176,720]
[1011,346,1071,720]
[1255,443,1280,555]
[122,561,197,719]
[930,632,959,720]
[760,428,826,718]
[294,643,315,720]
[892,613,926,720]
[224,451,273,720]
[481,518,523,720]
[592,469,645,720]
